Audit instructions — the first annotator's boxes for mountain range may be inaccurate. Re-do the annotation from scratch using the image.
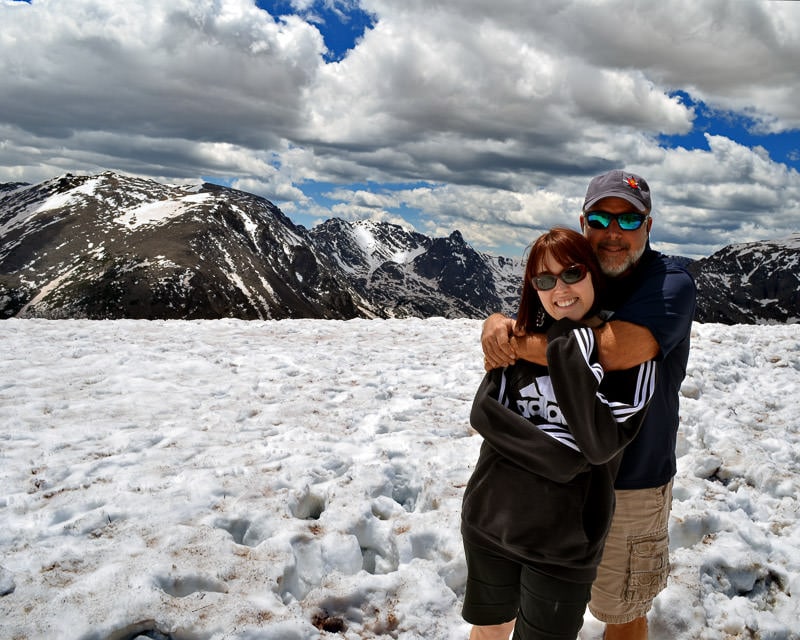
[687,236,800,324]
[0,172,520,321]
[1,172,798,324]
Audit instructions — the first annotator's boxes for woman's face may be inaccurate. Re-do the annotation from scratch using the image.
[535,252,595,322]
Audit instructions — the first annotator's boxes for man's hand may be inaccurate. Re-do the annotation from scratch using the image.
[481,313,517,370]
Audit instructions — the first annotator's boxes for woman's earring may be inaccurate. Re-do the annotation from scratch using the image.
[536,307,546,327]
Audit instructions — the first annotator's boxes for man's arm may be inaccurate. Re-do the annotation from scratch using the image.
[481,314,658,371]
[593,320,659,371]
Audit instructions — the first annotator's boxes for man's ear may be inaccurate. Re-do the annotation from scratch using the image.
[579,214,586,233]
[646,216,653,234]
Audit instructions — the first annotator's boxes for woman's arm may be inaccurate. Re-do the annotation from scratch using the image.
[546,321,656,464]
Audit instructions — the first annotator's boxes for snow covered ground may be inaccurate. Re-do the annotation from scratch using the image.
[1,318,799,640]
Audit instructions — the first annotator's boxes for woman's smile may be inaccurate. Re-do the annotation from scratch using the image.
[554,297,580,309]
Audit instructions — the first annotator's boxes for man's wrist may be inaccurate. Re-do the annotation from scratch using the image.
[514,332,548,366]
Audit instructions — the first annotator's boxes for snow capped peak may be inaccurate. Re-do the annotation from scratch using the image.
[35,176,102,214]
[349,219,427,268]
[113,192,213,229]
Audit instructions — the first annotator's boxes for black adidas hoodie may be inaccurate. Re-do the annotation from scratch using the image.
[461,318,657,583]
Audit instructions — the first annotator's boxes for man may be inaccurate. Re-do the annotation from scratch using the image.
[482,170,696,640]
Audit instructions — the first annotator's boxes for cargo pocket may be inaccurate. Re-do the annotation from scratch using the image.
[624,528,669,603]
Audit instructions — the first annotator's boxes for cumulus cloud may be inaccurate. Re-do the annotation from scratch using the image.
[0,0,323,159]
[0,0,798,258]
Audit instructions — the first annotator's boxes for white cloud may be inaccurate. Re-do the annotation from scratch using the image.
[0,0,324,142]
[0,0,799,259]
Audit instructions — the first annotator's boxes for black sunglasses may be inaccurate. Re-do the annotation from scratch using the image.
[531,264,588,291]
[584,210,648,231]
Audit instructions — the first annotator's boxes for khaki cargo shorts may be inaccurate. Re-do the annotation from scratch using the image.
[588,480,672,624]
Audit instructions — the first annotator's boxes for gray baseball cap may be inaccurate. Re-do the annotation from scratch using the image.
[583,170,651,212]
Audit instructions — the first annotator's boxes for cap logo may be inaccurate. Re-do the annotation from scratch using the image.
[625,176,640,190]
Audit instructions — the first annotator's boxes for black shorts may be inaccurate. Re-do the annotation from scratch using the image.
[462,541,592,640]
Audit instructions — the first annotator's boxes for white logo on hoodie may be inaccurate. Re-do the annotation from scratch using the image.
[515,376,566,426]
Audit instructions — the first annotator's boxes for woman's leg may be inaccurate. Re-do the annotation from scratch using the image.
[462,541,521,637]
[470,619,516,640]
[512,566,592,640]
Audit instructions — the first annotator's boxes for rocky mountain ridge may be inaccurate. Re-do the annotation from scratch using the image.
[0,172,521,320]
[1,172,798,324]
[687,235,800,324]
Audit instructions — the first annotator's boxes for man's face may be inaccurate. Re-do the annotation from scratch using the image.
[580,196,652,277]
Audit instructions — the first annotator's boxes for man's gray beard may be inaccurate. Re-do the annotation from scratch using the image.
[600,243,646,277]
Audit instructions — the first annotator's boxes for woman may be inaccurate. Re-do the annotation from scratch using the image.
[461,227,657,640]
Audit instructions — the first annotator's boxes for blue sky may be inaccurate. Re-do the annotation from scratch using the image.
[1,0,799,259]
[660,92,799,168]
[255,0,375,62]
